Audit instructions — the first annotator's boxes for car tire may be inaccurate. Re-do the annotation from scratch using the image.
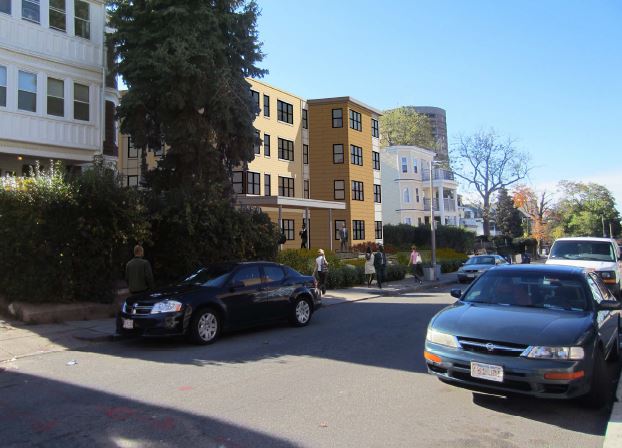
[189,308,221,345]
[290,297,312,327]
[581,348,610,408]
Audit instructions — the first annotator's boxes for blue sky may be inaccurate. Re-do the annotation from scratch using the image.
[255,0,622,208]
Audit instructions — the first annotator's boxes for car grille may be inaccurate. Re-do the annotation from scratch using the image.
[124,302,153,315]
[457,337,527,357]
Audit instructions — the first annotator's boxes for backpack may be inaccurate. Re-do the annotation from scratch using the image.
[321,256,329,272]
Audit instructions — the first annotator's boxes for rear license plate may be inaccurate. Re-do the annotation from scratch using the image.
[471,361,503,382]
[122,318,134,330]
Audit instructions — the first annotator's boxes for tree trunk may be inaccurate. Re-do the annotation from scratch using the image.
[482,197,490,237]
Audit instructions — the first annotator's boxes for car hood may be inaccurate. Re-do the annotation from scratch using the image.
[459,264,494,271]
[545,259,616,271]
[127,284,206,305]
[432,302,592,346]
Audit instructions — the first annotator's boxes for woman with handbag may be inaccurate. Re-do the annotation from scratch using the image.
[408,245,423,284]
[364,245,376,287]
[313,249,329,295]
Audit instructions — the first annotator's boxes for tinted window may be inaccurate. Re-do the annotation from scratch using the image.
[231,266,262,287]
[550,240,615,262]
[466,256,495,265]
[586,275,605,304]
[263,265,285,283]
[181,264,234,287]
[284,266,302,278]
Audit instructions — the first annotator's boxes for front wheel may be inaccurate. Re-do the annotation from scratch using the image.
[189,308,221,345]
[580,348,610,408]
[290,297,312,327]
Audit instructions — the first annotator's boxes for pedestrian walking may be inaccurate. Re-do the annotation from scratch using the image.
[339,224,348,252]
[373,244,387,289]
[364,245,376,287]
[125,244,154,294]
[313,249,329,295]
[299,224,308,249]
[408,245,423,284]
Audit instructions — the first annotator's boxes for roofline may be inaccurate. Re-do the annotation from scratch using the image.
[307,97,383,116]
[383,145,436,157]
[246,78,306,102]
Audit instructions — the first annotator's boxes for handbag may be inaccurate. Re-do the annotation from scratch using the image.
[416,254,422,264]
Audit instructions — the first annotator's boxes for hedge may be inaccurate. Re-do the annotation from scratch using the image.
[383,224,475,254]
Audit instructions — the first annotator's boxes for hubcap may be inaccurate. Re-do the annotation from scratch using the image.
[296,300,310,324]
[197,312,218,341]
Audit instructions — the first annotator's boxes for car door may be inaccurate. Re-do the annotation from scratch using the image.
[261,264,293,320]
[222,265,267,328]
[586,273,617,352]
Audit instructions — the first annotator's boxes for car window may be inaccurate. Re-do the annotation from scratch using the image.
[466,256,495,265]
[181,264,234,287]
[263,265,285,283]
[587,274,608,303]
[283,266,302,278]
[550,241,615,262]
[231,266,263,287]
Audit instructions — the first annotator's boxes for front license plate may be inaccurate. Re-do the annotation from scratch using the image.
[466,273,476,278]
[471,361,503,382]
[122,318,134,330]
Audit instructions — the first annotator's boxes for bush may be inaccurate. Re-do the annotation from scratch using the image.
[383,224,475,253]
[385,264,407,282]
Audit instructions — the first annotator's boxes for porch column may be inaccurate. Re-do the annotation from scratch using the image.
[438,185,445,225]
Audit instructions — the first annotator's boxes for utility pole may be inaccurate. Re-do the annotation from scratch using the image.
[429,158,437,280]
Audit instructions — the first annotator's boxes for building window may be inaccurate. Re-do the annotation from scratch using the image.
[353,220,365,240]
[73,82,89,121]
[403,188,410,203]
[247,171,260,195]
[372,151,380,170]
[282,219,295,240]
[413,159,418,173]
[278,138,294,161]
[277,100,293,124]
[349,110,362,131]
[401,157,408,173]
[332,108,343,128]
[0,0,10,15]
[303,144,309,165]
[0,66,6,107]
[278,176,294,197]
[264,133,270,156]
[418,217,422,226]
[350,145,363,166]
[372,118,379,138]
[22,0,40,23]
[74,0,90,39]
[333,144,344,164]
[127,137,138,158]
[334,220,345,240]
[404,217,412,225]
[263,94,270,117]
[352,181,364,201]
[302,108,308,129]
[416,188,420,202]
[304,180,310,199]
[375,221,383,239]
[251,89,259,113]
[232,171,244,194]
[334,180,345,200]
[127,175,139,187]
[254,130,260,154]
[18,71,37,112]
[49,0,66,31]
[47,77,64,116]
[374,184,381,203]
[263,174,272,196]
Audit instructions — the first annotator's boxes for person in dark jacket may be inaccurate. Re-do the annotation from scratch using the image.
[125,245,154,294]
[373,245,387,289]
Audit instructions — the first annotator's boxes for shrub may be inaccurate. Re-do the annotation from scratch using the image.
[383,223,475,253]
[385,264,407,282]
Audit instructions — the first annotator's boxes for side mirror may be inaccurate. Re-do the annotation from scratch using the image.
[598,300,622,311]
[450,288,462,299]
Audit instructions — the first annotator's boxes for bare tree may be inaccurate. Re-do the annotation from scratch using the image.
[452,130,531,237]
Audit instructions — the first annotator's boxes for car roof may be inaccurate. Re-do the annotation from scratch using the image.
[493,264,586,275]
[552,237,617,243]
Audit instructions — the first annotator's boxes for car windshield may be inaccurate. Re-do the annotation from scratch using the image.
[465,256,496,265]
[549,241,615,262]
[180,264,235,287]
[462,271,589,311]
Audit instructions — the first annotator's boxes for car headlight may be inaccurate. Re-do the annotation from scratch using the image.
[426,328,459,348]
[598,271,616,280]
[151,300,183,314]
[522,346,584,360]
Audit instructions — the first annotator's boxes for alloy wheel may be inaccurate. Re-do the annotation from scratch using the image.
[197,312,218,342]
[295,300,311,324]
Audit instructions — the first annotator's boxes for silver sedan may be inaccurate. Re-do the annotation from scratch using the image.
[456,255,509,283]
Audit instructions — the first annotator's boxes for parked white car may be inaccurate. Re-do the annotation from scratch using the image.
[546,237,622,298]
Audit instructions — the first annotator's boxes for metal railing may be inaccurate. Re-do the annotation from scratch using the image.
[422,168,454,182]
[423,198,439,211]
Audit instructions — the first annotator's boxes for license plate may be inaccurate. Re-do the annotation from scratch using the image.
[471,361,503,382]
[122,318,134,330]
[466,273,476,278]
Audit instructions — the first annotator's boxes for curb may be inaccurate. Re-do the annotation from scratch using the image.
[604,367,622,448]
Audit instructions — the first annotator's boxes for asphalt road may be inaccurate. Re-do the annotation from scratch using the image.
[0,284,618,447]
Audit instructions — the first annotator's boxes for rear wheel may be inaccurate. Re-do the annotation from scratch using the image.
[189,308,221,345]
[290,297,312,327]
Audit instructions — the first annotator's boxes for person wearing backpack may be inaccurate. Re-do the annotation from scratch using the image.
[373,245,387,289]
[313,249,329,295]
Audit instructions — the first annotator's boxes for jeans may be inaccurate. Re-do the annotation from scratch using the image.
[375,266,385,287]
[317,271,327,294]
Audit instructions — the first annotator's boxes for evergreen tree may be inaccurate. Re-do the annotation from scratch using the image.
[495,188,523,238]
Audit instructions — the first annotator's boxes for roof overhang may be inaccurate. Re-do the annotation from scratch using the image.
[307,97,382,116]
[236,195,346,210]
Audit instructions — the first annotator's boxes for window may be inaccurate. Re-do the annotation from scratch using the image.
[334,220,345,240]
[374,184,382,203]
[49,0,66,32]
[416,188,420,202]
[18,71,37,112]
[353,220,365,240]
[73,83,89,120]
[401,157,408,173]
[350,145,363,166]
[349,110,362,131]
[375,221,383,239]
[277,100,293,124]
[372,151,380,170]
[231,266,262,287]
[127,175,139,187]
[352,181,364,201]
[403,188,410,203]
[0,0,10,15]
[246,171,260,195]
[263,265,285,283]
[332,108,343,128]
[303,144,309,165]
[278,138,294,161]
[232,171,244,194]
[47,77,64,116]
[334,180,345,200]
[22,0,40,22]
[264,133,270,156]
[0,66,6,107]
[251,89,259,113]
[127,136,138,158]
[418,217,422,226]
[278,176,294,197]
[333,144,344,164]
[263,94,270,117]
[302,108,308,129]
[74,0,90,39]
[304,180,310,199]
[260,174,271,198]
[372,118,379,138]
[404,217,412,225]
[254,130,260,154]
[413,159,418,173]
[282,219,295,240]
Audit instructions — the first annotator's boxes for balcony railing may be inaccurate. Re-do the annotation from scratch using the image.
[422,168,454,182]
[423,198,439,211]
[443,198,456,212]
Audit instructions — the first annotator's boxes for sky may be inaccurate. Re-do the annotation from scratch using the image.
[254,0,622,210]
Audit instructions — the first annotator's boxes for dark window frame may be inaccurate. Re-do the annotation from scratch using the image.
[18,70,37,113]
[282,219,295,240]
[0,65,6,108]
[302,108,308,129]
[353,220,365,240]
[49,0,66,32]
[277,99,293,124]
[375,221,383,239]
[332,108,343,128]
[264,133,271,157]
[351,180,364,201]
[278,137,294,161]
[251,89,260,113]
[254,130,260,155]
[278,176,295,197]
[374,184,382,203]
[372,118,379,138]
[127,136,138,159]
[263,94,270,117]
[232,170,244,194]
[127,175,139,188]
[334,180,345,200]
[74,0,90,39]
[0,0,11,15]
[334,220,346,240]
[349,109,362,131]
[247,171,260,195]
[264,173,271,196]
[333,144,344,164]
[73,82,89,121]
[350,145,363,166]
[46,76,64,117]
[372,151,380,170]
[304,179,310,199]
[303,144,309,165]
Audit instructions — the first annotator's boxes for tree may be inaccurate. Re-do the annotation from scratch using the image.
[494,188,522,238]
[451,130,530,237]
[108,0,266,191]
[380,107,436,149]
[513,185,554,254]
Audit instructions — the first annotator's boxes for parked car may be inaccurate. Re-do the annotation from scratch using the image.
[424,264,621,406]
[521,252,532,264]
[117,261,321,344]
[456,255,509,283]
[546,237,622,298]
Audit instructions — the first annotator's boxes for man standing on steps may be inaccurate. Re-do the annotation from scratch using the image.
[339,224,348,252]
[125,244,154,294]
[373,244,387,289]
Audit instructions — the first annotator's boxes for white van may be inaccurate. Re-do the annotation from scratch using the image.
[546,237,622,297]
